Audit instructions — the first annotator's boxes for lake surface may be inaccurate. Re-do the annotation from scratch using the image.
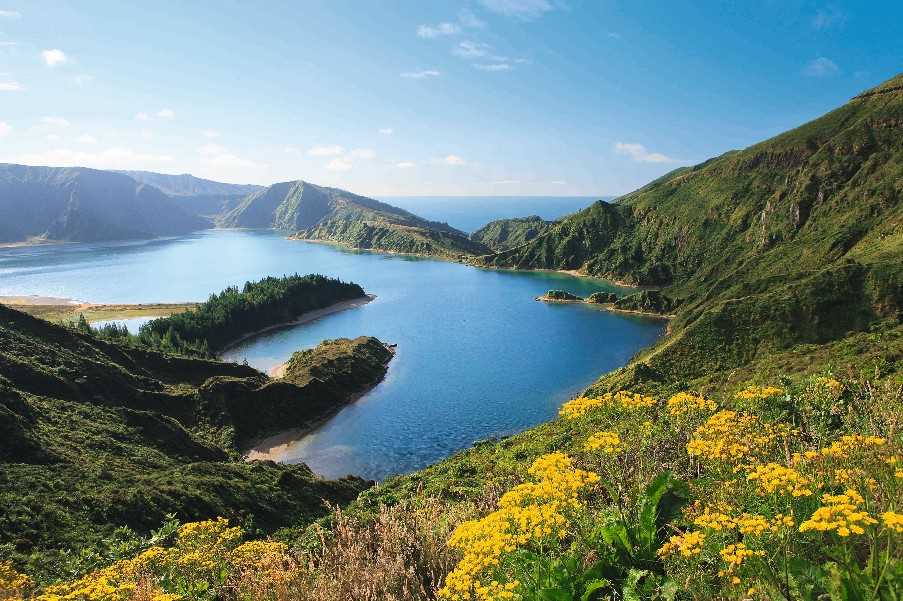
[0,228,664,480]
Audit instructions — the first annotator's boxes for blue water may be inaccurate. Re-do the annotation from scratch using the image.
[381,196,607,233]
[0,229,663,480]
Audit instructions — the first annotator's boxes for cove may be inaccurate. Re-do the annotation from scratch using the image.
[0,229,665,480]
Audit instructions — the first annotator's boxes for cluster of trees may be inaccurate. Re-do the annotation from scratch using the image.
[77,274,365,357]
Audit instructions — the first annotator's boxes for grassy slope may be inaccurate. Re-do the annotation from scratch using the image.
[469,216,553,252]
[0,305,374,578]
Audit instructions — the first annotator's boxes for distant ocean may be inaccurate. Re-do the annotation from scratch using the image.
[379,196,611,234]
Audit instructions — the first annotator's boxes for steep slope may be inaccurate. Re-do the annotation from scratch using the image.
[470,215,553,251]
[220,180,488,257]
[117,170,263,217]
[478,73,903,380]
[0,303,370,574]
[0,164,210,243]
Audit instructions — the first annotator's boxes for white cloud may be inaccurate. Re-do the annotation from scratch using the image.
[0,121,10,136]
[16,147,175,170]
[134,112,150,121]
[196,143,267,175]
[417,22,460,38]
[201,129,220,138]
[458,9,486,28]
[396,161,415,169]
[0,80,23,91]
[350,148,376,159]
[479,0,552,20]
[40,116,70,128]
[41,49,68,67]
[614,142,677,163]
[400,69,441,79]
[379,128,393,135]
[813,7,846,30]
[283,146,302,154]
[202,152,261,169]
[140,129,153,140]
[607,32,621,39]
[493,179,520,184]
[308,144,345,156]
[156,108,175,119]
[551,180,567,185]
[77,134,97,144]
[803,57,839,77]
[326,158,352,171]
[454,40,491,58]
[0,41,16,47]
[45,133,60,141]
[475,63,510,71]
[0,10,20,18]
[444,154,466,166]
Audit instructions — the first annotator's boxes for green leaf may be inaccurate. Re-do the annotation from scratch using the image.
[538,587,574,601]
[580,578,611,601]
[623,569,650,601]
[636,472,672,552]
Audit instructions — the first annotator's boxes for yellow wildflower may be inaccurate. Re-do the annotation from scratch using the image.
[584,431,623,454]
[686,410,778,465]
[746,463,813,497]
[799,489,878,537]
[659,530,705,558]
[667,392,717,418]
[882,511,903,534]
[0,561,33,597]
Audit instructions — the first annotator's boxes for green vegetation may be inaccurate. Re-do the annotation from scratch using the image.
[612,290,676,315]
[131,274,364,355]
[540,289,583,301]
[0,302,386,583]
[586,291,618,304]
[282,336,393,390]
[470,216,553,252]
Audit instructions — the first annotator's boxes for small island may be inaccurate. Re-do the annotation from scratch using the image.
[246,336,396,458]
[536,288,676,317]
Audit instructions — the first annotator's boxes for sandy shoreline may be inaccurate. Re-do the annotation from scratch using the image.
[219,294,376,355]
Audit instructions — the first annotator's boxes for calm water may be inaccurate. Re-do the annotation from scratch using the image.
[381,196,607,233]
[0,229,663,480]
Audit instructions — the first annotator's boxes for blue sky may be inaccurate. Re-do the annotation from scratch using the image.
[0,1,900,195]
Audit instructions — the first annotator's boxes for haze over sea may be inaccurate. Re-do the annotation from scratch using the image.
[0,196,662,480]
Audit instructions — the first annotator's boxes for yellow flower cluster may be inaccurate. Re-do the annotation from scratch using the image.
[881,511,903,534]
[693,508,794,535]
[559,396,605,419]
[818,435,886,460]
[686,410,777,465]
[36,560,139,601]
[584,431,623,454]
[558,390,655,419]
[719,543,765,573]
[0,561,34,597]
[746,463,813,497]
[439,453,599,601]
[659,530,705,558]
[666,392,717,417]
[799,489,878,537]
[735,386,783,401]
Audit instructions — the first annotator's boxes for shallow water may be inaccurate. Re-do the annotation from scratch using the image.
[0,228,664,480]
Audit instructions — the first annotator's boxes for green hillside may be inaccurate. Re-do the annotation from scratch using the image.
[0,304,376,580]
[220,179,488,257]
[470,215,553,251]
